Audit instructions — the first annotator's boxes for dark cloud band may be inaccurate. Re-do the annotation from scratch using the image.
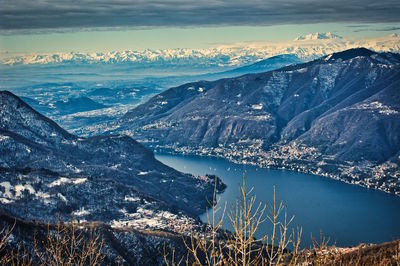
[353,26,400,32]
[0,0,399,30]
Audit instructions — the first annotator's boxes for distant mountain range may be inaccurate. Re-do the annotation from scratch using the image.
[212,54,304,78]
[2,33,399,67]
[115,48,400,195]
[0,91,224,223]
[160,54,305,83]
[294,32,342,41]
[21,95,108,116]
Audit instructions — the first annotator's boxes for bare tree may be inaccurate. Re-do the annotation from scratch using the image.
[165,175,302,266]
[181,179,227,265]
[225,176,266,266]
[33,218,104,266]
[264,186,302,266]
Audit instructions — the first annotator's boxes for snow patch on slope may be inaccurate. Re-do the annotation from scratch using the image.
[48,177,87,187]
[352,101,399,115]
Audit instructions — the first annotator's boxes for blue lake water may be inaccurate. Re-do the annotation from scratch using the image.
[156,153,400,248]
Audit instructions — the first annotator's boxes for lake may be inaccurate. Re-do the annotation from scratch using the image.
[156,153,400,248]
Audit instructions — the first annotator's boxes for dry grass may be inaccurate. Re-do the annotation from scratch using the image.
[33,218,104,266]
[297,238,400,266]
[0,218,104,266]
[0,220,32,266]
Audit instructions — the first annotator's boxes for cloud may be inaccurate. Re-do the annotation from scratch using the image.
[353,26,400,32]
[0,0,399,31]
[346,24,371,28]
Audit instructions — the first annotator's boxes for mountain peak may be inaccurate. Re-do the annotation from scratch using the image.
[294,32,342,41]
[0,90,41,116]
[1,90,222,217]
[325,48,376,61]
[0,90,74,143]
[0,90,19,98]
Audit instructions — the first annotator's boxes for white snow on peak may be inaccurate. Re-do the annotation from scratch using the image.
[2,35,399,66]
[294,32,343,41]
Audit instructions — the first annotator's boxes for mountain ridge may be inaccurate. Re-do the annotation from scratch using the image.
[0,90,223,219]
[2,34,399,66]
[294,32,342,41]
[115,48,400,195]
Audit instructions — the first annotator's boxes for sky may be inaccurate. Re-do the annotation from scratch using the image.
[0,0,399,53]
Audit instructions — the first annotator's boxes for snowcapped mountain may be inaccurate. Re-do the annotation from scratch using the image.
[0,91,224,217]
[216,54,304,77]
[115,48,400,196]
[294,32,342,41]
[2,34,399,67]
[0,91,227,265]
